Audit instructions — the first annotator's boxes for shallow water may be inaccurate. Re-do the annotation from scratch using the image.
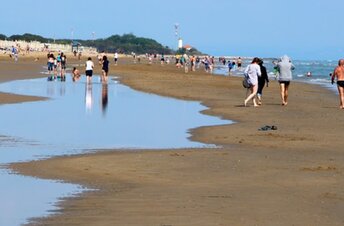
[0,76,229,152]
[214,59,337,92]
[0,74,230,225]
[0,169,83,226]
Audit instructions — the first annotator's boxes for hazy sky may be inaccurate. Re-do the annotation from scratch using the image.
[1,0,343,59]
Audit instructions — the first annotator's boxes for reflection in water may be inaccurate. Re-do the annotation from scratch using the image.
[0,75,231,226]
[60,81,66,96]
[101,83,108,115]
[85,83,109,115]
[47,78,67,97]
[0,75,230,149]
[85,83,92,112]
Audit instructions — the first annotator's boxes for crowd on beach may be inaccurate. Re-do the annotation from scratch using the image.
[1,43,32,62]
[41,49,344,110]
[173,54,242,74]
[2,45,25,62]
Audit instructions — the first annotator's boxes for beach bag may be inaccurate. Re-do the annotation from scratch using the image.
[242,73,251,88]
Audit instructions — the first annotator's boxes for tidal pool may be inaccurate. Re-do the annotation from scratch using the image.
[0,75,231,225]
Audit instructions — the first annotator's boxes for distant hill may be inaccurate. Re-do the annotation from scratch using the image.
[0,33,205,55]
[0,33,175,54]
[78,34,173,54]
[0,34,7,40]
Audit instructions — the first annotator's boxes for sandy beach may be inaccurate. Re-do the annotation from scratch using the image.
[2,53,344,225]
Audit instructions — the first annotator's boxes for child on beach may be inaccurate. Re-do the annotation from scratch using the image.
[228,61,235,74]
[72,67,81,82]
[11,46,18,62]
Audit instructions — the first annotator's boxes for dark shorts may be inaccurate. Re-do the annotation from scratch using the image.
[48,62,54,71]
[337,81,344,87]
[85,70,93,77]
[61,63,66,69]
[102,68,109,73]
[279,81,290,86]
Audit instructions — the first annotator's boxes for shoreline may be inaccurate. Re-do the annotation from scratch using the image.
[2,54,344,225]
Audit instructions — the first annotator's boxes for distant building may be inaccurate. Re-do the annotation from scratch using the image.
[183,44,192,51]
[71,41,82,52]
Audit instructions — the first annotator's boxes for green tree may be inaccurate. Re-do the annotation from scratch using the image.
[0,34,7,40]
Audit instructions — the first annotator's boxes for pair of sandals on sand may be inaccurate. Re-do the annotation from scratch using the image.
[258,125,278,131]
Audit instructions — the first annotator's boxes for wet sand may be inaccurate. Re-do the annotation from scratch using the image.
[0,57,48,104]
[3,53,344,225]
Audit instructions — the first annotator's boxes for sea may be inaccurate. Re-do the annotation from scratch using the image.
[214,58,338,93]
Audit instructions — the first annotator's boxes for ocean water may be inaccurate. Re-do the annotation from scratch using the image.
[214,58,338,92]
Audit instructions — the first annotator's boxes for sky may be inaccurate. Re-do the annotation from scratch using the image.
[1,0,343,60]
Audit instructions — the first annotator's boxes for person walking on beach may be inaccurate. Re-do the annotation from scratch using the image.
[331,59,344,109]
[47,53,55,76]
[190,56,196,71]
[276,55,295,106]
[114,52,118,65]
[183,53,190,73]
[53,56,58,78]
[228,60,235,74]
[85,57,94,83]
[257,59,269,105]
[60,52,67,80]
[237,57,242,70]
[160,53,165,65]
[11,46,18,62]
[101,55,109,83]
[56,52,61,74]
[244,57,261,107]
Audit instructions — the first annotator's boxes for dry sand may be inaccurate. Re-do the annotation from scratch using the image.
[2,53,344,225]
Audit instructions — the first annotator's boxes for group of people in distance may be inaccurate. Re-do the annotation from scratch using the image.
[47,51,67,81]
[244,55,293,107]
[72,54,109,83]
[49,51,344,110]
[243,55,344,110]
